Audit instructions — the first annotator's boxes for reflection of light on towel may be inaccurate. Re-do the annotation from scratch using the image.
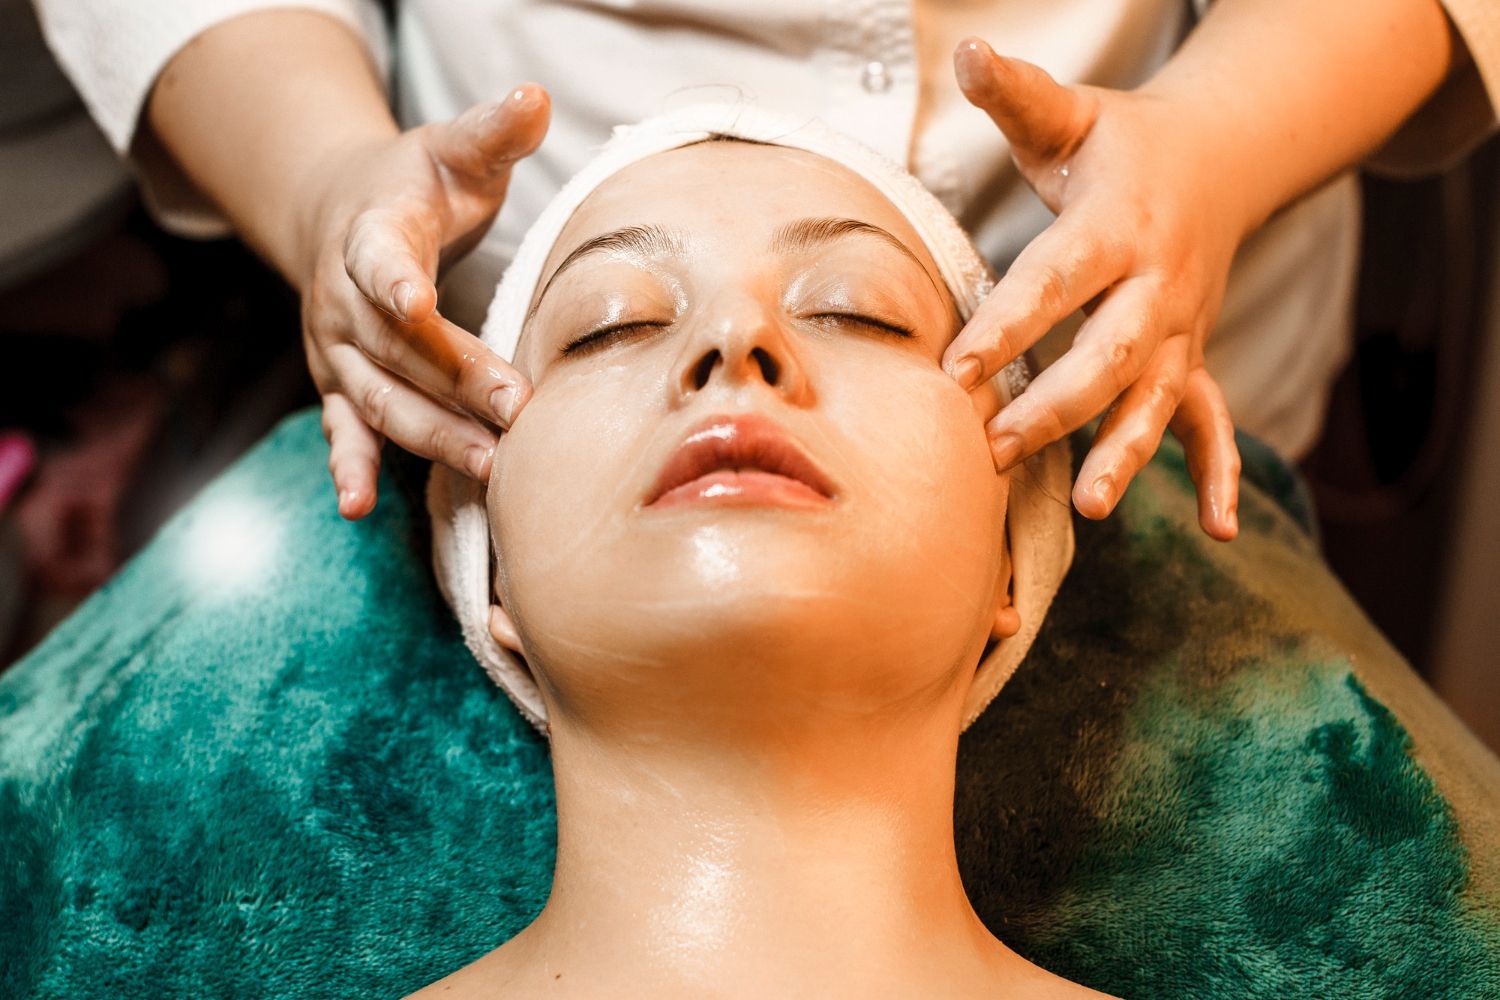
[181,494,280,591]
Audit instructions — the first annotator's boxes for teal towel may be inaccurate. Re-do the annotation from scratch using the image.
[2,410,1497,998]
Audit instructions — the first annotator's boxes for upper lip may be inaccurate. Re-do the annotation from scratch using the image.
[642,412,838,506]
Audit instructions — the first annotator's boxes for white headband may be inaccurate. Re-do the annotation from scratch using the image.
[428,103,1075,738]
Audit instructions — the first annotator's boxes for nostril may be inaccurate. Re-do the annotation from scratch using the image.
[753,346,779,385]
[692,350,718,390]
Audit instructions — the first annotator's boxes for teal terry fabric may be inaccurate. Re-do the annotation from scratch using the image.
[1,409,1497,998]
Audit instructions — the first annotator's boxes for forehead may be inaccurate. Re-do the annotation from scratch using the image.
[540,140,939,275]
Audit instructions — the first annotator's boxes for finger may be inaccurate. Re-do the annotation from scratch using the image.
[332,344,499,481]
[1072,337,1190,519]
[983,276,1160,470]
[427,83,551,185]
[942,209,1131,390]
[1170,368,1241,541]
[344,209,439,325]
[352,302,532,429]
[321,392,383,520]
[953,37,1098,165]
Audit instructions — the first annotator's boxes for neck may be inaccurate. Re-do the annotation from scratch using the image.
[504,708,1038,996]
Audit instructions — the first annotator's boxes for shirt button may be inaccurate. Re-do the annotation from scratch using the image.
[860,60,892,94]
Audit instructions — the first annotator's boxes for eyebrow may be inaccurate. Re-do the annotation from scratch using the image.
[529,224,686,320]
[529,215,938,321]
[770,217,938,293]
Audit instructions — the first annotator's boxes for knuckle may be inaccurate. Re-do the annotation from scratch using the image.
[424,422,460,464]
[303,283,346,336]
[1102,339,1139,395]
[1123,431,1158,471]
[360,379,394,429]
[1031,403,1067,444]
[1144,380,1171,415]
[1033,263,1070,316]
[1145,372,1179,416]
[344,211,384,256]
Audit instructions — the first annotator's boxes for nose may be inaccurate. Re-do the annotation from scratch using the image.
[670,294,812,406]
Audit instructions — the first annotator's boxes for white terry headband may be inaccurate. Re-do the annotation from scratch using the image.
[428,102,1075,739]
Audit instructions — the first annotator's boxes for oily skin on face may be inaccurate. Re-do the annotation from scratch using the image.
[410,143,1107,998]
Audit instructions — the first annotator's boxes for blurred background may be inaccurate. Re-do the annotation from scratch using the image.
[1,1,1497,752]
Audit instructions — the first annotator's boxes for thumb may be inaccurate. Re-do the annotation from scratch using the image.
[954,37,1097,165]
[426,83,551,183]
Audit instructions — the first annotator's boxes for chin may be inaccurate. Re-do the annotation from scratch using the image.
[585,536,968,669]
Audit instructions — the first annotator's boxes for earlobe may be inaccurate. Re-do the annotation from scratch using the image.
[991,603,1021,639]
[991,537,1020,639]
[488,603,525,654]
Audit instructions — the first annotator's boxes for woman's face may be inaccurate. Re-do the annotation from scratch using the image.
[489,141,1015,736]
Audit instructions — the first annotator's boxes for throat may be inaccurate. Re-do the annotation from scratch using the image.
[504,717,1026,995]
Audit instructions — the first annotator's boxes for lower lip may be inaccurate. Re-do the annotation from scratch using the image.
[647,469,832,510]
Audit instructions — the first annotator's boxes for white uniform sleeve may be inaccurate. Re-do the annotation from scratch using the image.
[32,1,389,237]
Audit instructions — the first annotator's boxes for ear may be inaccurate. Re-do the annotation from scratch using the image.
[990,538,1021,640]
[487,602,525,655]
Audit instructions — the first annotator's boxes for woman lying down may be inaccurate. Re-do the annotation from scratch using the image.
[423,103,1110,997]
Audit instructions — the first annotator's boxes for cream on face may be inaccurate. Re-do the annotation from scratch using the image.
[486,141,1014,740]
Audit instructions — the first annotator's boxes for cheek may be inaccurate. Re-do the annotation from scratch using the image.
[808,357,1010,633]
[826,358,1003,537]
[489,368,656,615]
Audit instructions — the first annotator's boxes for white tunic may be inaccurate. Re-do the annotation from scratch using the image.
[33,0,1500,458]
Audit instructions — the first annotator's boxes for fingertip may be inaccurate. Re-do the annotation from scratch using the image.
[337,484,377,521]
[1198,492,1238,542]
[987,430,1024,472]
[1072,482,1109,521]
[1204,512,1238,543]
[509,81,549,112]
[390,280,426,322]
[499,82,551,148]
[465,442,496,482]
[408,281,438,325]
[948,355,985,393]
[953,37,997,98]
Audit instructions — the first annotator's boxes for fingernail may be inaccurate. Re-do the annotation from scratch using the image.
[338,488,367,519]
[392,281,413,322]
[955,38,996,91]
[1092,477,1115,509]
[951,356,984,393]
[509,85,542,112]
[465,444,494,480]
[490,386,519,426]
[989,431,1022,470]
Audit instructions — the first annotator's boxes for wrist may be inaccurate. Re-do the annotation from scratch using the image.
[1126,83,1267,245]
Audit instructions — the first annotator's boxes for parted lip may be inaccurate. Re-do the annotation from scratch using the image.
[642,412,838,507]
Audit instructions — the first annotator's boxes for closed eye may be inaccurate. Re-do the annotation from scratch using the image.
[560,321,668,357]
[809,313,915,338]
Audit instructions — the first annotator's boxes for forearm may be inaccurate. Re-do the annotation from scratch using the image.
[144,9,396,287]
[1142,0,1458,238]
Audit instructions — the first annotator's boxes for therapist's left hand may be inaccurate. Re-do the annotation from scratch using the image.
[943,37,1242,541]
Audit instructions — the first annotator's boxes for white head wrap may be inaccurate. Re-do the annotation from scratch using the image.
[429,103,1075,739]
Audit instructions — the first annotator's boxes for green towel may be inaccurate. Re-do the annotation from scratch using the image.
[2,409,1497,998]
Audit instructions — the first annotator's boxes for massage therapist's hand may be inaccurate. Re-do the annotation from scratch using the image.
[943,38,1241,541]
[297,86,550,519]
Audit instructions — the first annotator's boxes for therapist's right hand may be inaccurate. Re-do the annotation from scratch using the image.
[296,84,550,520]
